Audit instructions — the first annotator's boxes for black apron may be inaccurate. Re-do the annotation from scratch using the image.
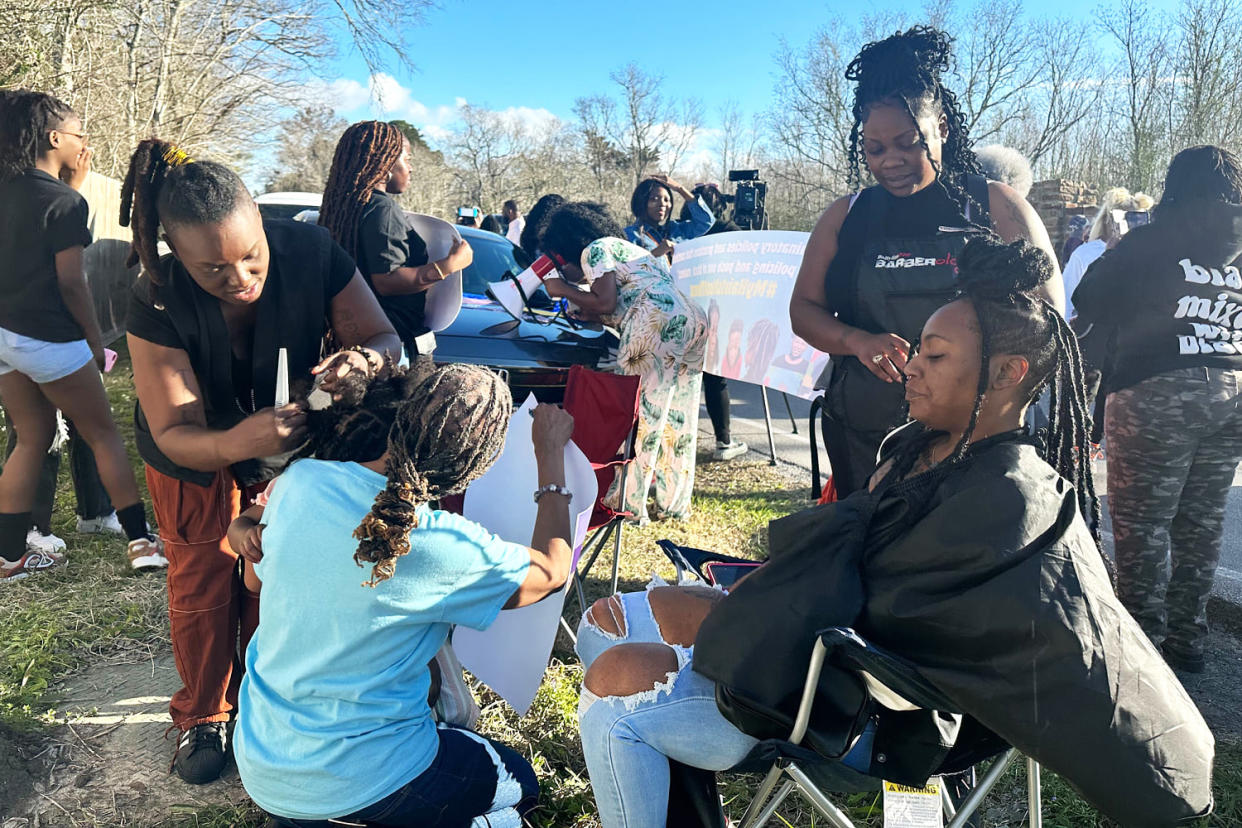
[823,177,990,495]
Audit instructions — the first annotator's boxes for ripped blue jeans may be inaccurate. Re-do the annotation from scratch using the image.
[575,586,759,828]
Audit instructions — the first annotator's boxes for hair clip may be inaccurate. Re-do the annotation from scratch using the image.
[161,146,194,167]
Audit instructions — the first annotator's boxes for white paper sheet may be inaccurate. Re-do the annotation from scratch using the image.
[405,213,464,332]
[454,394,597,716]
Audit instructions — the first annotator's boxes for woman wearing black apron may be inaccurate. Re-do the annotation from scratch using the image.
[791,26,1064,496]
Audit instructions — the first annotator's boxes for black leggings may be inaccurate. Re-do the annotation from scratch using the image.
[702,373,730,444]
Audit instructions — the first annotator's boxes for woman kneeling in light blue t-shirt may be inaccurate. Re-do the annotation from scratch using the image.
[227,363,575,827]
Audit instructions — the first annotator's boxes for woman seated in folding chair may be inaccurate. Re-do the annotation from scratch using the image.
[227,363,578,827]
[574,236,1214,828]
[540,202,708,524]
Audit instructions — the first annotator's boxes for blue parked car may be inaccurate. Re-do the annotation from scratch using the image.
[261,199,617,403]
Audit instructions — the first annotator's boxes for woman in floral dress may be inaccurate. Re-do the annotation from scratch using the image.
[541,202,707,522]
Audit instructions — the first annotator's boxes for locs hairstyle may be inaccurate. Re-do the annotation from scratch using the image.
[319,121,405,263]
[539,202,625,265]
[845,26,983,212]
[352,363,512,587]
[119,139,249,289]
[0,89,76,182]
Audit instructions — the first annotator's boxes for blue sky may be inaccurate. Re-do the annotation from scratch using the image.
[307,0,1182,149]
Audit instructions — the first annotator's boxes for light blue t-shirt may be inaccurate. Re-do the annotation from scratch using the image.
[233,459,530,820]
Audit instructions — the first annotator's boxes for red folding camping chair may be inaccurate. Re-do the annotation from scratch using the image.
[561,364,641,614]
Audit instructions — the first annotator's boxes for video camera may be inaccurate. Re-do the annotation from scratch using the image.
[728,169,767,231]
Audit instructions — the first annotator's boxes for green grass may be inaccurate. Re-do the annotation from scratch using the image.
[2,345,1239,826]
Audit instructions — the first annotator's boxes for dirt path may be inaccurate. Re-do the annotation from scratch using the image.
[5,653,249,827]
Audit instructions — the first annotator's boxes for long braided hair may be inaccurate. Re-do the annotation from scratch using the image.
[119,138,248,289]
[353,363,512,587]
[844,26,984,219]
[319,121,405,263]
[0,89,76,182]
[944,236,1101,542]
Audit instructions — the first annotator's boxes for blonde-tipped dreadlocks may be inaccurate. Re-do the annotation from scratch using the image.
[319,121,405,263]
[352,363,512,587]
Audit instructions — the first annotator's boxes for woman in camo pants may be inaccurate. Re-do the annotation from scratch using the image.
[1074,145,1242,673]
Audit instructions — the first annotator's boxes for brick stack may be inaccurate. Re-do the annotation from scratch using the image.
[1027,179,1098,251]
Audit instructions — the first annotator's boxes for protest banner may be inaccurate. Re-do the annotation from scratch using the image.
[670,230,827,400]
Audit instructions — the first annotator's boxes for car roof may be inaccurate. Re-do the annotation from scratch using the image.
[253,191,322,206]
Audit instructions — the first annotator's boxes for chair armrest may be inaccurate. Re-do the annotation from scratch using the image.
[819,627,960,715]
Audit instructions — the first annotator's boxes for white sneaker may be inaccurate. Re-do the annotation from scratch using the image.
[713,440,748,461]
[77,511,126,536]
[26,529,67,555]
[127,537,169,571]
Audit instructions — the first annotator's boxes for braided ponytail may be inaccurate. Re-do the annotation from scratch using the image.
[353,363,512,587]
[949,235,1104,553]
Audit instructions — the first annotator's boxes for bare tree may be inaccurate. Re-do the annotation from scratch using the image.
[947,0,1042,142]
[263,105,348,193]
[573,63,702,185]
[1101,0,1175,192]
[1174,0,1242,151]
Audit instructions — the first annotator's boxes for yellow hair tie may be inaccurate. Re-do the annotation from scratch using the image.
[161,146,194,167]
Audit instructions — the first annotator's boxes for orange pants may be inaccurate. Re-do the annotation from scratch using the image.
[145,465,264,730]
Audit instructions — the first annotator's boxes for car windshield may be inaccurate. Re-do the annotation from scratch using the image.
[460,231,532,296]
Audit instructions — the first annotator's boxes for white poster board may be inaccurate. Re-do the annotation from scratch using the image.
[671,230,827,400]
[406,213,464,332]
[454,394,597,716]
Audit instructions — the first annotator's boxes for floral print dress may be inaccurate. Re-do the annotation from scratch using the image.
[580,237,708,521]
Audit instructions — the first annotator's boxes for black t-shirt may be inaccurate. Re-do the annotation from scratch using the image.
[127,218,354,485]
[354,190,430,347]
[0,169,93,341]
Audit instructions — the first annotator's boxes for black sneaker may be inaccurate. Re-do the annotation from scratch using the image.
[1162,641,1206,674]
[172,721,228,784]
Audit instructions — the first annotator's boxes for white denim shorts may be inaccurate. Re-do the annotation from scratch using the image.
[0,326,92,384]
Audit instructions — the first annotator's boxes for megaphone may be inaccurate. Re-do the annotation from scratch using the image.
[487,255,560,321]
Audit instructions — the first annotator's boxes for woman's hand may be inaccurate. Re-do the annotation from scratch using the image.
[441,238,473,274]
[652,173,693,200]
[651,239,675,259]
[61,146,93,191]
[233,403,307,457]
[312,349,376,398]
[531,403,574,455]
[846,330,910,383]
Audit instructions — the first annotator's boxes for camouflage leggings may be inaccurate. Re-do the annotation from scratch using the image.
[1105,366,1242,655]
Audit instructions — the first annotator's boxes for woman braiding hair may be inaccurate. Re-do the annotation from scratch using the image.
[792,25,1063,498]
[352,363,513,586]
[118,134,401,784]
[229,360,575,826]
[319,119,472,358]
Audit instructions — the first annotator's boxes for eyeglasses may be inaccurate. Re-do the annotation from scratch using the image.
[51,130,88,142]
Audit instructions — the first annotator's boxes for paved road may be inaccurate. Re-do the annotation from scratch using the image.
[698,380,1242,607]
